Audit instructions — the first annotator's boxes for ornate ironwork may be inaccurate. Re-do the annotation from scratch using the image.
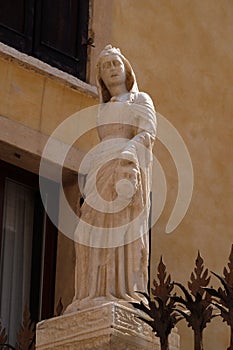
[0,322,7,345]
[204,244,233,350]
[173,251,214,350]
[15,306,35,350]
[0,305,35,350]
[0,320,16,349]
[131,256,180,350]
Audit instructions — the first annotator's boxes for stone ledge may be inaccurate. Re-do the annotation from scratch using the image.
[0,42,98,99]
[36,302,180,350]
[0,115,84,181]
[36,302,157,350]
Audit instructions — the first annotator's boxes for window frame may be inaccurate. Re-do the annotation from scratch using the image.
[0,160,58,324]
[0,0,89,81]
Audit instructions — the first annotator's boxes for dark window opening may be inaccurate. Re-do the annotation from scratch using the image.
[0,160,59,345]
[0,0,89,81]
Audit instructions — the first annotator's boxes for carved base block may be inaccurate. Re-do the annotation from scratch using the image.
[36,302,179,350]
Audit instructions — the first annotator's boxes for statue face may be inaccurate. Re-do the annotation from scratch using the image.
[100,54,126,90]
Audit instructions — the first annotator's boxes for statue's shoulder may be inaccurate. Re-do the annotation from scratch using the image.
[133,92,155,109]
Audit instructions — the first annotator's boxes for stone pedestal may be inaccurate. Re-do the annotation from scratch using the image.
[36,302,179,350]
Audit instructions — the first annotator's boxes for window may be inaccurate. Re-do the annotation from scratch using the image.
[0,161,59,345]
[0,0,89,81]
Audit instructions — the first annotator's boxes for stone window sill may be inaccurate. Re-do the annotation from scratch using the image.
[0,42,98,99]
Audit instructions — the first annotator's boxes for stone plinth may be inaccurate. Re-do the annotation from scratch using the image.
[36,302,179,350]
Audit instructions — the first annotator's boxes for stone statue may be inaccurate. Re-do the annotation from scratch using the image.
[66,45,156,312]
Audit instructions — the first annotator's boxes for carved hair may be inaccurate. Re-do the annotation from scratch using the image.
[96,45,138,103]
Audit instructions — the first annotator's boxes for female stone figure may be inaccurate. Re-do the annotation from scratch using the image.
[67,45,156,311]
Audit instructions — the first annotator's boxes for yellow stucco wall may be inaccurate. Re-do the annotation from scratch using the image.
[106,0,232,349]
[0,57,97,136]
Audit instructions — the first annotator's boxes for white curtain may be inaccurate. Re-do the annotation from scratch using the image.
[0,178,35,346]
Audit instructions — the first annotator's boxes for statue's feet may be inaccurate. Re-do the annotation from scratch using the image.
[63,299,82,314]
[64,293,147,314]
[64,295,119,313]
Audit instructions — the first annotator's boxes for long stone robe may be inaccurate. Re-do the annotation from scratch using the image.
[71,91,156,309]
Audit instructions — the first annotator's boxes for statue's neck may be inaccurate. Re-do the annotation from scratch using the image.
[108,84,128,98]
[110,92,131,102]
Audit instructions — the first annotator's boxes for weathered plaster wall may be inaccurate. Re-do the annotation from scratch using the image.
[0,56,97,137]
[107,1,233,349]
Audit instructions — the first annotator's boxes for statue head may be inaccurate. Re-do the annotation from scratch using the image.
[96,45,138,103]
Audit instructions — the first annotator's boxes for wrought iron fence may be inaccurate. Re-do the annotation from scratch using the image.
[131,244,233,350]
[0,345,16,350]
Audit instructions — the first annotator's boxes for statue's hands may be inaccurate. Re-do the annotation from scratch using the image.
[114,159,139,200]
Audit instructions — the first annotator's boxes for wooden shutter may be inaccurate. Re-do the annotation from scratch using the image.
[0,0,89,80]
[34,0,89,80]
[0,0,34,53]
